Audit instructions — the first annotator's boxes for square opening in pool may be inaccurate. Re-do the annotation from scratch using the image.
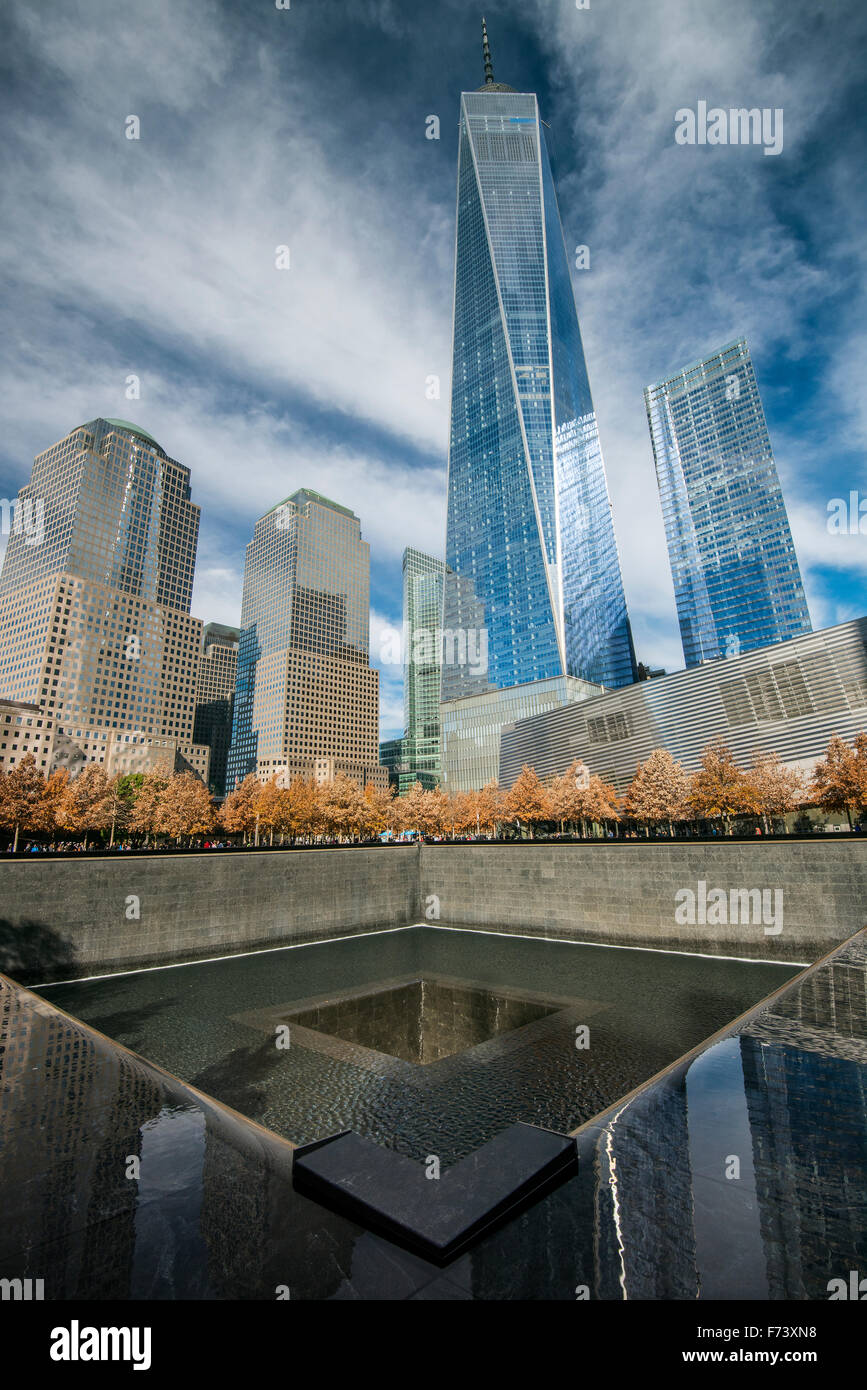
[285,976,560,1065]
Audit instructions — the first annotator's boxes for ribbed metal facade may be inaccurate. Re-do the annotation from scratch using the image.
[500,617,867,792]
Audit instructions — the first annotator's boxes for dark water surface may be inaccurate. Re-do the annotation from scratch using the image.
[37,926,799,1164]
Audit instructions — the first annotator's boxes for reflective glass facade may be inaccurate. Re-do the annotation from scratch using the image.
[382,548,445,793]
[645,339,812,668]
[401,548,444,790]
[193,623,239,796]
[443,86,636,703]
[441,673,601,794]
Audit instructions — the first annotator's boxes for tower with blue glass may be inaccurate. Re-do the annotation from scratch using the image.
[645,338,812,668]
[442,22,636,716]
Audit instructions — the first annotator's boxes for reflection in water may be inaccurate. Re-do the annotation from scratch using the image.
[1,930,865,1300]
[131,1106,209,1300]
[36,929,797,1165]
[686,1038,768,1300]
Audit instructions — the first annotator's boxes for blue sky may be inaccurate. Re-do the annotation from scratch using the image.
[1,0,865,739]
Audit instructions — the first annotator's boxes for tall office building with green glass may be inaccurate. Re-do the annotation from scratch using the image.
[390,548,444,793]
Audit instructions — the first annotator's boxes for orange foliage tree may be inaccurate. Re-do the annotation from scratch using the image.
[625,749,689,836]
[505,765,550,839]
[810,732,867,829]
[0,753,46,850]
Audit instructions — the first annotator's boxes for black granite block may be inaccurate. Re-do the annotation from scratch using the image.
[292,1123,578,1264]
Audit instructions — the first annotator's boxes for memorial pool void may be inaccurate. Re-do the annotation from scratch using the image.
[2,922,866,1298]
[35,926,800,1165]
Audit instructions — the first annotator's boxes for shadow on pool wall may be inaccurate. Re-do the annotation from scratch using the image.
[0,840,865,983]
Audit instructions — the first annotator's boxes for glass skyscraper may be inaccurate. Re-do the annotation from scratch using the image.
[380,548,444,793]
[442,23,636,709]
[402,548,444,788]
[645,338,812,668]
[193,622,239,796]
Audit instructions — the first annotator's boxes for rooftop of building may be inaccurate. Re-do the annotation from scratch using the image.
[645,337,749,393]
[202,622,241,647]
[100,418,163,447]
[264,488,358,522]
[0,698,47,715]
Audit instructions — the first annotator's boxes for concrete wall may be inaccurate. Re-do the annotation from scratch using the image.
[2,840,865,983]
[419,841,867,962]
[0,848,420,983]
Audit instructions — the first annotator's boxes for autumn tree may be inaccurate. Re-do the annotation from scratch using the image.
[397,781,429,840]
[687,742,750,835]
[476,780,506,839]
[360,782,396,839]
[283,776,320,842]
[583,775,621,835]
[254,776,285,846]
[625,749,689,836]
[548,761,592,835]
[810,732,867,829]
[744,751,805,834]
[156,773,215,845]
[319,772,365,841]
[56,764,114,847]
[417,787,450,839]
[505,765,550,839]
[220,775,260,844]
[129,770,171,846]
[447,790,477,838]
[35,767,70,839]
[0,754,46,851]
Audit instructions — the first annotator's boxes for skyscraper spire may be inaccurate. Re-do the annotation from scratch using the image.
[476,18,515,94]
[482,17,495,86]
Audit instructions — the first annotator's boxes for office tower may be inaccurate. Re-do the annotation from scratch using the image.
[398,548,445,792]
[0,418,209,779]
[378,736,404,789]
[193,623,239,796]
[226,488,387,791]
[645,338,812,668]
[442,22,636,709]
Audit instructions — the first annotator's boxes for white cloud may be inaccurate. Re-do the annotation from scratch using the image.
[2,0,864,686]
[2,2,453,464]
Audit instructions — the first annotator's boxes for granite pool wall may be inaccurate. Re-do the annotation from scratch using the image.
[420,840,867,962]
[0,839,864,983]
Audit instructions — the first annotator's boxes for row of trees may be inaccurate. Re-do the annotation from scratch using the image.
[1,732,865,848]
